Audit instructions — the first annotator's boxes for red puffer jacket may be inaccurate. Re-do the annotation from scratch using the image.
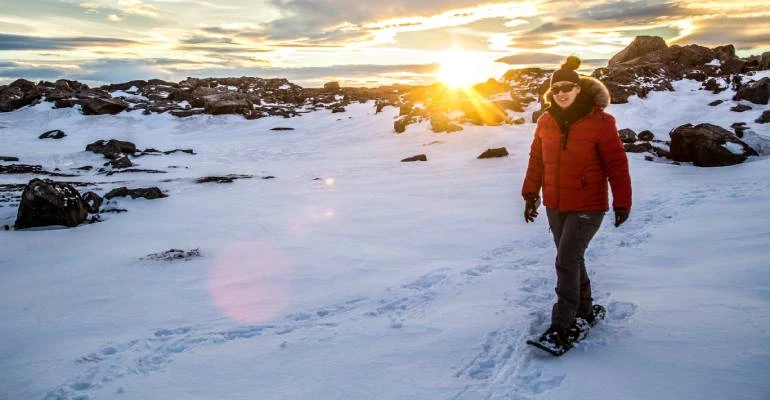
[521,108,632,212]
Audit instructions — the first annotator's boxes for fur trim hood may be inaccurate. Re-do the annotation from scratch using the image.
[544,76,610,109]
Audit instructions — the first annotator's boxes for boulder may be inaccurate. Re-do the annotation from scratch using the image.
[86,139,137,159]
[669,123,758,167]
[82,191,103,213]
[104,186,166,200]
[618,128,638,143]
[477,147,509,159]
[39,129,66,139]
[394,116,411,133]
[0,79,42,112]
[203,94,252,115]
[323,82,341,92]
[80,97,129,115]
[608,36,668,66]
[401,154,427,162]
[624,142,653,153]
[0,156,19,162]
[638,130,655,141]
[734,77,770,104]
[14,178,88,229]
[730,104,752,112]
[756,110,770,124]
[708,100,724,106]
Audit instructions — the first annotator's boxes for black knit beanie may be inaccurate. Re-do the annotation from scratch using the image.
[550,56,581,85]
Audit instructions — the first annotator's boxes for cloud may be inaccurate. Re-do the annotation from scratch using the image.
[107,14,124,22]
[180,35,235,45]
[578,1,689,21]
[495,52,567,65]
[0,33,142,51]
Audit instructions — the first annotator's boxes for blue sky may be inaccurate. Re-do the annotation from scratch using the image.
[1,0,768,87]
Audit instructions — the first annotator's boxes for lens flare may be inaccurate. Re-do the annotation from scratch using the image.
[208,242,292,323]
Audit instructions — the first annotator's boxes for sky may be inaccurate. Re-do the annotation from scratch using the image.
[1,0,769,87]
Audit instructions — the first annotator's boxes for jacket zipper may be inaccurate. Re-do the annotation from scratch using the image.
[554,108,597,210]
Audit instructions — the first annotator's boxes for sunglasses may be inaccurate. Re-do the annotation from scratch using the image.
[551,83,578,94]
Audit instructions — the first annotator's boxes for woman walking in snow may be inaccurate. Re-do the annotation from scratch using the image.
[521,56,632,351]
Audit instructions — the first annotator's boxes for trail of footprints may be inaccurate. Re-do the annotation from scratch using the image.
[45,184,723,399]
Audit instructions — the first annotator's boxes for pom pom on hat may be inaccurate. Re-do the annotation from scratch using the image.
[551,55,582,85]
[562,55,581,71]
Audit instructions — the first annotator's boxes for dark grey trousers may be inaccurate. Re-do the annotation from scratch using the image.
[545,208,604,329]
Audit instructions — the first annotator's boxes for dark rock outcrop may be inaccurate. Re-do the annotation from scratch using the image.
[734,77,770,105]
[401,154,427,162]
[195,175,253,184]
[477,147,509,159]
[14,178,88,229]
[39,129,66,139]
[756,110,770,124]
[0,79,42,112]
[86,139,137,159]
[638,130,655,141]
[0,156,19,162]
[669,123,758,167]
[104,186,166,200]
[80,97,130,115]
[618,128,638,143]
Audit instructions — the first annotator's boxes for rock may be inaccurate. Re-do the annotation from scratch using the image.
[704,78,726,93]
[323,82,341,92]
[141,248,201,262]
[394,117,411,133]
[624,142,653,153]
[756,110,770,124]
[477,147,509,159]
[618,128,638,143]
[734,77,770,105]
[110,155,132,169]
[0,156,19,162]
[82,191,103,213]
[1,164,43,174]
[104,187,167,200]
[0,79,42,112]
[730,104,752,112]
[331,106,346,113]
[401,154,427,162]
[203,94,252,115]
[86,139,137,159]
[638,130,655,141]
[162,149,195,155]
[513,117,526,125]
[760,51,770,70]
[14,178,88,229]
[669,123,758,167]
[731,122,748,137]
[39,129,66,139]
[708,100,724,106]
[170,109,204,117]
[608,36,668,66]
[103,168,166,176]
[80,97,129,115]
[195,174,253,184]
[270,127,295,131]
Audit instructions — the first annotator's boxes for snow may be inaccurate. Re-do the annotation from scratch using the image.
[723,141,746,154]
[1,77,770,400]
[705,59,722,67]
[109,89,148,102]
[279,84,292,90]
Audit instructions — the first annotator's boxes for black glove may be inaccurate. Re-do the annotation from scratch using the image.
[524,194,541,223]
[614,207,629,227]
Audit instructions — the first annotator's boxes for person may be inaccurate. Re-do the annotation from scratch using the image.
[521,56,632,349]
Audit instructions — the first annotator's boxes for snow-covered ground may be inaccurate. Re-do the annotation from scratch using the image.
[1,75,770,400]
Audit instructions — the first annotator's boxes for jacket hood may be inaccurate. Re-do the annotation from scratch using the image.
[544,76,610,109]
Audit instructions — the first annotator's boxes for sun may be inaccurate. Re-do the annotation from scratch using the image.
[436,50,484,89]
